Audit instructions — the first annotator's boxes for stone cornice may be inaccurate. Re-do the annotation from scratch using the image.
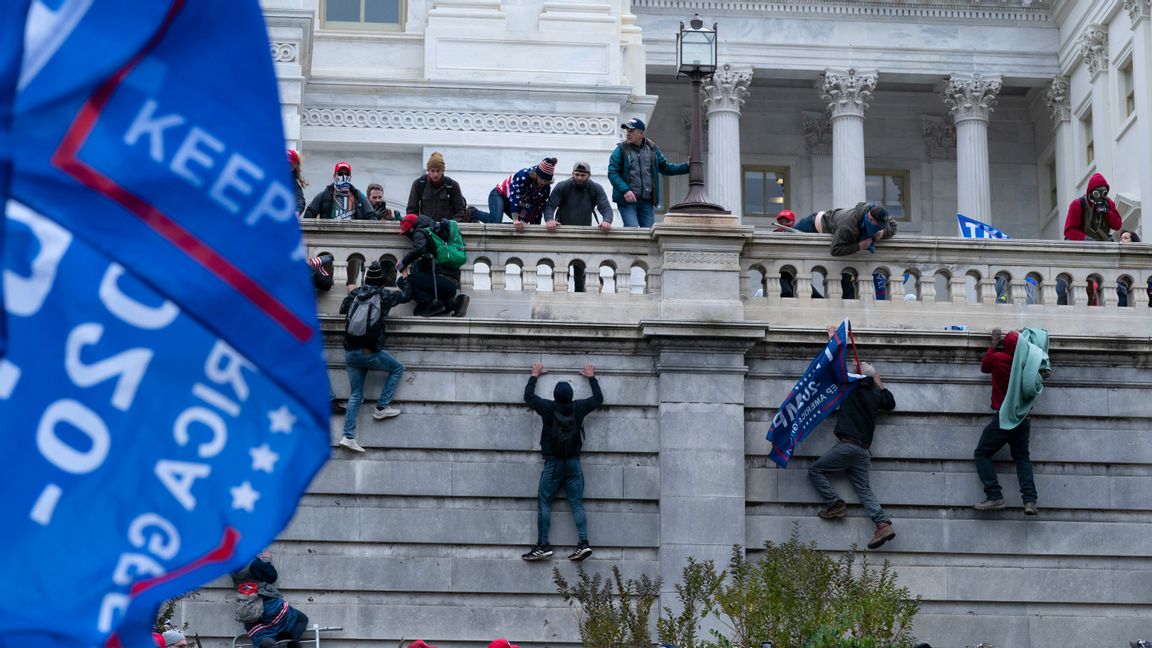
[821,69,877,119]
[703,64,753,115]
[1045,75,1070,126]
[301,108,617,135]
[1078,25,1108,77]
[942,73,1002,123]
[1123,0,1152,25]
[631,0,1051,22]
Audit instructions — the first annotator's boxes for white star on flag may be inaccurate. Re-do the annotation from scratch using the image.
[249,444,280,473]
[268,405,296,434]
[230,481,261,512]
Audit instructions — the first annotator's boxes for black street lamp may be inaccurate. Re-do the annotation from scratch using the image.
[668,14,728,214]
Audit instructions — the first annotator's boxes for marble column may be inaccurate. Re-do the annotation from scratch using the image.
[821,69,877,207]
[943,73,1002,223]
[1045,76,1074,236]
[704,64,753,219]
[1080,25,1113,182]
[1123,0,1152,237]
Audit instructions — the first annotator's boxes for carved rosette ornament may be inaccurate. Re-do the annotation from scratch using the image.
[703,64,753,115]
[801,111,832,155]
[1123,0,1152,25]
[269,42,297,63]
[942,73,1002,123]
[921,115,956,159]
[821,68,877,118]
[1045,76,1071,125]
[1079,25,1108,77]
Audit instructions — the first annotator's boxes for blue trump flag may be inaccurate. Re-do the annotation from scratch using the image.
[766,320,862,468]
[0,2,329,647]
[956,213,1011,239]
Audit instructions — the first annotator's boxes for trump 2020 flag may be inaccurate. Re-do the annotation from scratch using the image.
[0,2,330,647]
[957,213,1011,239]
[766,320,862,468]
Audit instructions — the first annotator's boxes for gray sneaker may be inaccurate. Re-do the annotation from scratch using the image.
[974,498,1006,511]
[338,437,366,453]
[373,406,401,420]
[1024,501,1039,516]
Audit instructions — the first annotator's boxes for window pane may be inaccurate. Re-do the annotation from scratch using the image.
[865,175,884,204]
[326,0,360,21]
[365,0,400,23]
[744,171,764,215]
[885,176,905,219]
[764,171,786,216]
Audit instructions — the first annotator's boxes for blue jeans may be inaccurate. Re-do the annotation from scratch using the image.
[536,457,587,545]
[617,200,655,228]
[343,349,404,438]
[469,189,506,224]
[808,442,889,524]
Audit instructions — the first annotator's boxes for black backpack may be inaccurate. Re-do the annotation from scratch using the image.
[345,290,384,348]
[549,406,584,458]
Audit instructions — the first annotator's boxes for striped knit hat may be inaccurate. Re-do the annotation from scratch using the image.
[534,157,557,181]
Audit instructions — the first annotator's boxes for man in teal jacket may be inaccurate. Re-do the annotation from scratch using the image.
[607,117,688,228]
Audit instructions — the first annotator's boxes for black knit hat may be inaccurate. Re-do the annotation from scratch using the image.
[364,261,386,286]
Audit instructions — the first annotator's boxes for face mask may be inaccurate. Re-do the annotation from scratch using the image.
[334,174,351,190]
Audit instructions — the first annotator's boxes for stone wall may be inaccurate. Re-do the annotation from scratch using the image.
[176,223,1152,647]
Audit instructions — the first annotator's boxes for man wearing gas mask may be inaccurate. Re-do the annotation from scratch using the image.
[303,161,372,220]
[1063,172,1122,241]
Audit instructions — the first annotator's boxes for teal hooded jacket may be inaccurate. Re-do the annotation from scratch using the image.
[607,138,688,205]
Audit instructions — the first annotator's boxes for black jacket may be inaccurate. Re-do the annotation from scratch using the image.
[524,375,604,457]
[406,174,469,222]
[400,214,462,283]
[303,183,373,220]
[833,377,895,447]
[339,283,412,351]
[543,177,614,225]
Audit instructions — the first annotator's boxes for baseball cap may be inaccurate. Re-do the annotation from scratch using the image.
[620,117,646,131]
[334,161,352,175]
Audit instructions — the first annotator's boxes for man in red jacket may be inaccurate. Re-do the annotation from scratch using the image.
[973,329,1038,515]
[1064,172,1122,241]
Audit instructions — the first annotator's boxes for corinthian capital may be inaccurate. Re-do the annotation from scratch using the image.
[1079,25,1108,77]
[1123,0,1151,25]
[703,64,753,115]
[942,73,1002,123]
[1045,75,1071,125]
[821,68,877,118]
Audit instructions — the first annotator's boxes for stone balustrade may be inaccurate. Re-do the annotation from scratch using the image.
[304,220,1151,336]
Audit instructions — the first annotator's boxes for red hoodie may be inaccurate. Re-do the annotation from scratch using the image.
[1064,172,1122,241]
[981,331,1018,411]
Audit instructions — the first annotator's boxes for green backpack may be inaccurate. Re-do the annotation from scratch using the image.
[423,220,467,269]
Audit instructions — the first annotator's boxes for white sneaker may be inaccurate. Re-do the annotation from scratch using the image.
[338,437,366,453]
[373,406,401,420]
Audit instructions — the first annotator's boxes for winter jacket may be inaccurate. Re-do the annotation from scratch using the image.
[1000,328,1050,430]
[303,183,373,220]
[230,558,283,602]
[339,283,412,351]
[406,174,469,222]
[981,331,1018,412]
[1064,173,1122,241]
[825,202,899,257]
[832,376,895,448]
[399,214,462,283]
[293,181,306,217]
[495,168,552,223]
[607,138,688,206]
[230,558,300,641]
[525,376,604,458]
[543,177,614,225]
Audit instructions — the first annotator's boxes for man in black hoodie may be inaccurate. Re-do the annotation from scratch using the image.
[522,362,604,561]
[397,213,469,316]
[807,355,897,550]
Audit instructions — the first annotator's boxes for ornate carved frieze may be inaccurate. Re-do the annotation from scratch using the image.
[942,73,1002,123]
[921,115,956,159]
[301,108,617,135]
[1123,0,1152,25]
[663,251,740,267]
[1045,75,1071,125]
[629,0,1051,23]
[801,111,832,155]
[821,69,877,119]
[270,42,298,63]
[1079,25,1108,77]
[703,64,753,115]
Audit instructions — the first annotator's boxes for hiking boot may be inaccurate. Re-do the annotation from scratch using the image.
[521,543,553,561]
[451,294,470,317]
[1023,501,1039,516]
[338,437,366,453]
[330,398,346,415]
[818,499,847,519]
[568,541,593,562]
[421,300,449,317]
[867,522,895,549]
[373,406,401,420]
[974,498,1006,511]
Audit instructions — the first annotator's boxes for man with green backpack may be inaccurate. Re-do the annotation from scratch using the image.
[398,213,469,317]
